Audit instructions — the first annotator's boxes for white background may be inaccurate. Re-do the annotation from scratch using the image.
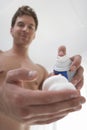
[0,0,87,130]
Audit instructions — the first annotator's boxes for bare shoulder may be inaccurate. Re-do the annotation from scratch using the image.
[0,50,3,54]
[0,50,4,58]
[0,50,5,76]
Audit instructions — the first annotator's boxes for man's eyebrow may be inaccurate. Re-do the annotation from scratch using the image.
[29,23,35,26]
[17,21,35,26]
[17,21,23,24]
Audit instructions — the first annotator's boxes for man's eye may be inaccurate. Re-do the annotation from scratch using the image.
[28,26,35,31]
[18,23,24,27]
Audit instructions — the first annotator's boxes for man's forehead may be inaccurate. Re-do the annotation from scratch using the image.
[16,15,35,25]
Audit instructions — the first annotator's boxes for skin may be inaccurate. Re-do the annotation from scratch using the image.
[0,15,86,130]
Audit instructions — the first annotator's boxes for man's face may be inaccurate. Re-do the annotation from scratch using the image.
[10,15,36,47]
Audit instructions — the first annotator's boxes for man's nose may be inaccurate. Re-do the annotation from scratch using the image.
[23,26,29,32]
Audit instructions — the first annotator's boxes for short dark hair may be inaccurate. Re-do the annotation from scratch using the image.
[11,5,38,30]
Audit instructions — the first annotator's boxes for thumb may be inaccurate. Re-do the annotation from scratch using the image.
[6,68,37,84]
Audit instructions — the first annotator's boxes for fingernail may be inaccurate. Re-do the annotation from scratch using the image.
[80,98,86,104]
[28,71,37,77]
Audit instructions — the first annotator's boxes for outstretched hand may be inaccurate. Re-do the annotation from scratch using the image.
[0,68,85,125]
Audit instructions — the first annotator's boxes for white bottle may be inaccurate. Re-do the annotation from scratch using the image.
[53,55,76,81]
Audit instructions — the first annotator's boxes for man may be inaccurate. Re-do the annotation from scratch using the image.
[0,5,85,130]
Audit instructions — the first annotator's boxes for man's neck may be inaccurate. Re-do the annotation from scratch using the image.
[11,44,29,58]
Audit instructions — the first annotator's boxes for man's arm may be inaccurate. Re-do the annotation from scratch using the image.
[0,68,85,125]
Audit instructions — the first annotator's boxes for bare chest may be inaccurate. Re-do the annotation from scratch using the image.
[0,56,44,90]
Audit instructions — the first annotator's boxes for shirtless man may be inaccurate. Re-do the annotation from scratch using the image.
[0,5,86,130]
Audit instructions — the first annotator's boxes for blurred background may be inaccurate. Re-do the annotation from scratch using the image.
[0,0,87,130]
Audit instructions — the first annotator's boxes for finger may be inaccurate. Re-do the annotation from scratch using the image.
[22,114,66,124]
[6,68,37,83]
[19,96,85,122]
[30,104,82,125]
[23,111,68,124]
[34,116,65,125]
[75,77,84,90]
[27,105,81,124]
[19,89,80,106]
[70,55,82,71]
[26,96,85,115]
[71,66,84,86]
[58,45,66,56]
